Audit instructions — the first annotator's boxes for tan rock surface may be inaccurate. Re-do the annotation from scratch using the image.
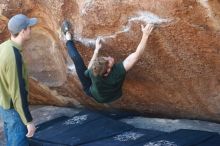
[1,0,220,122]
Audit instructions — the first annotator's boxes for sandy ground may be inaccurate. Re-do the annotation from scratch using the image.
[1,106,220,146]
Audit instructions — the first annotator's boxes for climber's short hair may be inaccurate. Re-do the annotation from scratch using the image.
[91,57,108,77]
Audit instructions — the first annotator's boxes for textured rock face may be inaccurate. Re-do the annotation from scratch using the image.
[1,0,220,122]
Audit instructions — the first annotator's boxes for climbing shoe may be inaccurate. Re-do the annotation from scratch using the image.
[61,20,71,35]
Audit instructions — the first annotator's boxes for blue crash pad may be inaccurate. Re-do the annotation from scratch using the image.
[30,110,133,146]
[29,109,220,146]
[80,128,165,146]
[195,135,220,146]
[33,110,102,140]
[136,129,217,146]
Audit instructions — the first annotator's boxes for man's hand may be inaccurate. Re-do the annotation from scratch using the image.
[26,122,36,138]
[141,23,154,37]
[95,37,102,52]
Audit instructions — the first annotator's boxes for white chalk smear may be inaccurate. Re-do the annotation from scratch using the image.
[63,115,88,125]
[129,11,173,25]
[113,131,144,141]
[74,11,174,48]
[74,34,96,48]
[81,0,94,16]
[144,140,178,146]
[197,0,212,18]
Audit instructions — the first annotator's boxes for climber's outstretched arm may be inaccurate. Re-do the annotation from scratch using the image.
[88,37,102,69]
[123,24,154,72]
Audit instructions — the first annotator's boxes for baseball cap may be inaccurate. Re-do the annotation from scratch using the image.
[8,14,38,35]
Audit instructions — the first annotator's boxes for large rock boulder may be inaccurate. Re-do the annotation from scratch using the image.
[1,0,220,122]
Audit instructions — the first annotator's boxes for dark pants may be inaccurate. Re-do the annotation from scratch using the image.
[66,40,93,97]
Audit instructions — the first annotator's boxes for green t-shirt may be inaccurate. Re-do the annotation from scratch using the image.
[85,62,126,103]
[0,40,32,125]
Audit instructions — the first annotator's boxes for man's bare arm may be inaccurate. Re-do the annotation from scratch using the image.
[88,37,102,69]
[123,24,154,72]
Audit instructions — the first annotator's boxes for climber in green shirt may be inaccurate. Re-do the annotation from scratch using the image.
[63,21,154,103]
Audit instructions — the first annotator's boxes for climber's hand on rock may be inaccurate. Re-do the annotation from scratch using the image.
[141,23,154,37]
